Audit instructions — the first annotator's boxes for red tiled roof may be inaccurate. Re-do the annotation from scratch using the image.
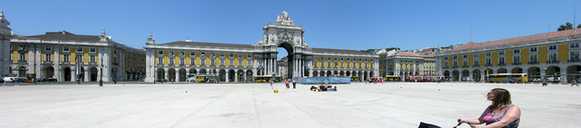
[451,29,581,52]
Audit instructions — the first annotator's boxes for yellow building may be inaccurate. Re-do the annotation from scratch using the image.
[438,30,581,83]
[144,11,378,83]
[9,31,145,82]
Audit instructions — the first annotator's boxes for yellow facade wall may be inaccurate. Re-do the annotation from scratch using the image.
[539,45,548,64]
[205,54,211,66]
[468,53,474,66]
[242,55,248,66]
[163,50,169,65]
[491,51,498,66]
[83,48,89,64]
[447,55,452,67]
[70,48,77,64]
[224,54,230,66]
[505,48,513,65]
[233,54,239,66]
[558,43,569,63]
[195,53,201,66]
[214,54,221,66]
[458,54,464,67]
[185,52,191,65]
[479,53,485,66]
[521,48,528,64]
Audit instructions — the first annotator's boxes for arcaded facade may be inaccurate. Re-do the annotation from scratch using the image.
[144,11,379,83]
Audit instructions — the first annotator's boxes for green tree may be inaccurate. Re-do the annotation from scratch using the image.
[558,22,574,31]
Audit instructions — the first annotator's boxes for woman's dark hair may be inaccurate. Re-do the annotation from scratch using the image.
[489,88,512,109]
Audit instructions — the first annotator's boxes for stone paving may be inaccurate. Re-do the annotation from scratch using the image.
[0,82,579,128]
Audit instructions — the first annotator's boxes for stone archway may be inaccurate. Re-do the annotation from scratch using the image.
[237,69,244,82]
[246,70,253,82]
[566,65,581,82]
[511,67,523,73]
[472,69,481,82]
[497,68,507,73]
[64,67,71,81]
[168,68,176,82]
[219,69,226,82]
[461,70,470,81]
[156,68,165,81]
[189,69,197,75]
[443,70,450,80]
[546,66,560,82]
[228,69,236,82]
[43,66,55,79]
[178,68,187,82]
[527,67,541,82]
[90,67,98,82]
[452,70,460,81]
[278,42,294,79]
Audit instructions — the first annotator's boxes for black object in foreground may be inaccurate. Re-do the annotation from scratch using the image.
[418,122,441,128]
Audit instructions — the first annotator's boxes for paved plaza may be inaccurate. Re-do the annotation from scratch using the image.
[0,82,579,128]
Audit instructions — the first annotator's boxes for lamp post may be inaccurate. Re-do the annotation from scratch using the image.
[99,49,103,87]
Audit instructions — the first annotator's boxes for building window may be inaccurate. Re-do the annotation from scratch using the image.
[201,52,206,65]
[549,45,558,63]
[453,55,458,66]
[90,55,96,63]
[64,54,70,63]
[513,49,520,65]
[220,54,225,65]
[158,51,163,65]
[571,43,579,48]
[77,48,83,53]
[169,51,175,65]
[473,54,479,66]
[498,51,505,65]
[462,55,467,66]
[229,54,234,65]
[45,53,52,62]
[191,52,196,65]
[180,51,185,65]
[486,53,491,65]
[64,48,70,52]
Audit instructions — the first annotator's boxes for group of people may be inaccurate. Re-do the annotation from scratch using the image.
[310,83,337,92]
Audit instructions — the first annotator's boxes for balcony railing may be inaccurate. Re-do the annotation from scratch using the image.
[528,61,538,64]
[512,62,521,65]
[472,63,480,67]
[548,60,559,64]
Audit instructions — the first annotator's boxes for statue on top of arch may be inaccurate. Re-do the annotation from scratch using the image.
[276,10,294,26]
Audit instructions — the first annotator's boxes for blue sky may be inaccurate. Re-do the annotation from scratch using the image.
[2,0,580,50]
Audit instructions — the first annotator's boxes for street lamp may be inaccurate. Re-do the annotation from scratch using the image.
[99,49,103,87]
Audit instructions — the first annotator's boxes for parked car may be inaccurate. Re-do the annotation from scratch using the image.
[2,77,26,83]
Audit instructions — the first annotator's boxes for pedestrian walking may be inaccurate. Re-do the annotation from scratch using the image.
[292,79,296,89]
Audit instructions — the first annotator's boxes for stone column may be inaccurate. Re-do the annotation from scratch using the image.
[35,47,41,80]
[540,66,546,81]
[55,47,61,82]
[175,68,180,82]
[481,71,485,83]
[235,71,239,83]
[70,66,76,82]
[84,66,89,82]
[226,69,230,83]
[243,70,247,83]
[164,68,169,81]
[560,66,568,83]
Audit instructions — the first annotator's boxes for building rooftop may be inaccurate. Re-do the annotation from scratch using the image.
[450,29,581,52]
[157,41,256,50]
